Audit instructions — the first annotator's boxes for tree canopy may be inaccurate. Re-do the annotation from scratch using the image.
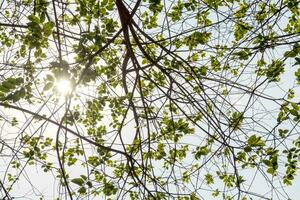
[0,0,300,199]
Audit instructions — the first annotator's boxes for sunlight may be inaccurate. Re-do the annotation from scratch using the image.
[55,79,73,96]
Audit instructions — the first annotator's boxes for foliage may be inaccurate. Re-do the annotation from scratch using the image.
[0,0,300,199]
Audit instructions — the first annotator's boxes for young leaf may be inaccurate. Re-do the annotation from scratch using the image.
[71,178,84,186]
[43,82,53,91]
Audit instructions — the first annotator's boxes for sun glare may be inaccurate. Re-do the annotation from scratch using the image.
[55,79,73,96]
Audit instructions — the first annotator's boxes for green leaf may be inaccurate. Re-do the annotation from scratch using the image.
[43,82,53,91]
[28,14,40,24]
[205,173,214,184]
[284,50,297,58]
[212,189,220,197]
[46,74,55,82]
[78,187,86,194]
[11,117,18,126]
[247,135,265,147]
[233,49,251,60]
[279,129,289,138]
[234,22,252,41]
[290,109,298,117]
[103,182,117,196]
[262,159,271,166]
[43,21,54,36]
[247,135,257,145]
[295,57,300,66]
[86,181,93,188]
[266,60,284,82]
[267,168,275,175]
[195,146,209,159]
[190,192,200,200]
[229,112,244,130]
[0,85,10,93]
[184,31,212,50]
[71,178,84,186]
[295,68,300,84]
[200,66,207,76]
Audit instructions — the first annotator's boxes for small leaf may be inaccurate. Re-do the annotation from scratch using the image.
[200,66,207,76]
[247,135,257,146]
[86,181,93,188]
[284,50,297,58]
[71,178,84,186]
[267,168,275,175]
[78,187,86,194]
[46,74,55,82]
[43,21,54,36]
[43,82,53,91]
[11,117,18,126]
[290,109,298,117]
[262,159,271,166]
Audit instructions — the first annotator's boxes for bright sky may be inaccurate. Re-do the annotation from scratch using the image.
[0,0,300,199]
